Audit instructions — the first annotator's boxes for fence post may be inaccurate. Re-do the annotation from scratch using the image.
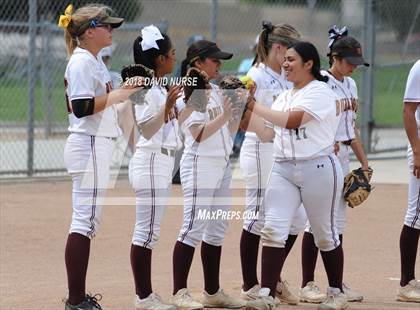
[211,0,218,41]
[27,0,37,176]
[41,22,53,138]
[361,0,376,153]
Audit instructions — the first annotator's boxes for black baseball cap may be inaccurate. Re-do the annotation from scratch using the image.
[187,40,233,63]
[330,36,369,67]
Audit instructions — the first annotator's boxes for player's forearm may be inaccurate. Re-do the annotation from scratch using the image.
[246,114,275,142]
[350,130,368,169]
[228,118,241,135]
[94,88,138,114]
[403,104,420,153]
[252,104,287,127]
[251,103,305,129]
[138,106,166,140]
[190,114,229,142]
[178,105,194,126]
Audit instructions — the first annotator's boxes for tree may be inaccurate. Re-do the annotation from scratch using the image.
[377,0,420,40]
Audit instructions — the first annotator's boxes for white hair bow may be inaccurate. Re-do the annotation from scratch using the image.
[141,25,164,51]
[328,25,348,48]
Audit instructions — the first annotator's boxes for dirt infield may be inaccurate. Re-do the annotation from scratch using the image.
[0,179,418,310]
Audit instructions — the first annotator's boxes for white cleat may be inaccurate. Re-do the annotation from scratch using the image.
[172,289,203,310]
[245,288,275,310]
[275,280,299,305]
[318,287,348,310]
[342,283,363,302]
[300,281,327,303]
[396,279,420,303]
[240,284,261,300]
[135,293,177,310]
[202,288,246,308]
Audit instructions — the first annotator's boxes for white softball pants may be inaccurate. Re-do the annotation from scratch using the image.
[262,155,343,252]
[177,154,232,247]
[405,145,420,229]
[305,143,349,235]
[129,149,175,249]
[64,133,115,239]
[240,139,306,235]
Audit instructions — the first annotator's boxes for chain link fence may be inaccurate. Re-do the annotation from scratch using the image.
[1,0,419,177]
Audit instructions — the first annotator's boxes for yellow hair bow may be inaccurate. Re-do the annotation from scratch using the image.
[58,4,73,28]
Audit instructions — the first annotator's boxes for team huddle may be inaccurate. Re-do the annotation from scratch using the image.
[58,3,420,310]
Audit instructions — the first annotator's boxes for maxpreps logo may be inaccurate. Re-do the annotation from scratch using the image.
[197,209,259,220]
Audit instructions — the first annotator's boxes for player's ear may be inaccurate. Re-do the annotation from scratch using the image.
[194,58,205,70]
[156,54,166,66]
[304,59,313,71]
[84,28,94,39]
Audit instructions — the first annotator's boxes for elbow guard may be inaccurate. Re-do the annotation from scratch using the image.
[71,98,95,118]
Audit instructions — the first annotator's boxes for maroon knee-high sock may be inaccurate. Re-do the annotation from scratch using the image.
[301,232,318,287]
[261,246,285,298]
[240,229,260,290]
[131,245,152,299]
[400,225,420,286]
[173,241,195,295]
[65,233,91,305]
[201,241,222,295]
[320,245,344,291]
[278,234,298,282]
[284,234,298,259]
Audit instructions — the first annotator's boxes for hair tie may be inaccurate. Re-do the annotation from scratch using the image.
[328,25,348,48]
[58,4,73,28]
[262,21,274,33]
[140,25,164,51]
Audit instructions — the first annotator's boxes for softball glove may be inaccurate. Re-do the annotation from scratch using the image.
[184,67,210,113]
[343,167,373,208]
[121,64,154,104]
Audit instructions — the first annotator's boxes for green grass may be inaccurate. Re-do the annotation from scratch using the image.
[0,63,411,126]
[0,80,68,124]
[351,64,410,127]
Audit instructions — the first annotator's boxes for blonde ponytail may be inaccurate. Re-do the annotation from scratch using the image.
[255,22,300,66]
[59,4,113,57]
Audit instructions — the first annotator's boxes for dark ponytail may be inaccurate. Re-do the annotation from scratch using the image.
[255,21,272,64]
[133,33,172,71]
[291,41,328,82]
[180,58,189,77]
[180,40,209,77]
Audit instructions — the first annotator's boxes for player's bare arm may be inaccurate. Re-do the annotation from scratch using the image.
[350,128,369,170]
[242,111,275,142]
[177,105,195,126]
[250,101,313,129]
[189,99,231,142]
[189,113,230,142]
[92,86,142,114]
[403,101,420,178]
[139,85,183,140]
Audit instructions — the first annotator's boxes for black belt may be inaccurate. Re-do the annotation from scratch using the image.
[340,139,353,146]
[160,147,176,157]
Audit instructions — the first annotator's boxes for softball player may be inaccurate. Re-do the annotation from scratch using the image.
[128,26,183,310]
[300,27,370,304]
[239,22,306,305]
[171,40,246,310]
[398,59,420,303]
[59,4,138,310]
[245,42,347,310]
